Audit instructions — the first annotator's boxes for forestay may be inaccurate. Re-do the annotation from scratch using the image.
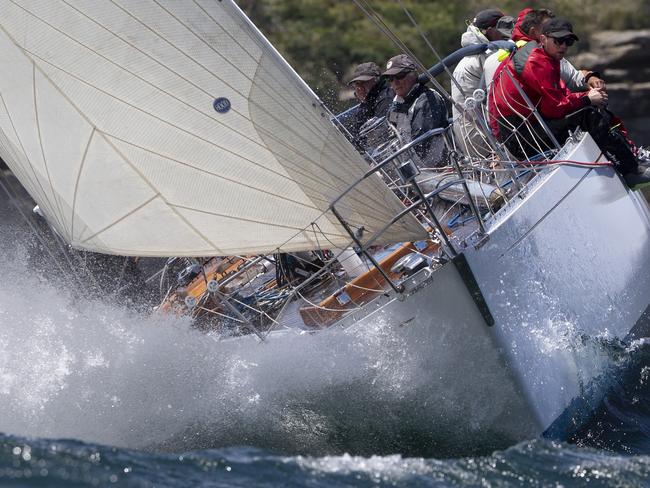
[0,0,426,256]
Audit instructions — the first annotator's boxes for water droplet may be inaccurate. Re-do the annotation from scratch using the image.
[21,446,31,461]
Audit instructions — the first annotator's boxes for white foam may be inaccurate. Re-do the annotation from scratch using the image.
[0,239,429,450]
[0,225,535,455]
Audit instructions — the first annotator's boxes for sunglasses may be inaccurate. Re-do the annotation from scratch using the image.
[552,36,575,47]
[388,71,410,81]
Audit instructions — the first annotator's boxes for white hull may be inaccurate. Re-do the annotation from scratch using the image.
[311,133,650,441]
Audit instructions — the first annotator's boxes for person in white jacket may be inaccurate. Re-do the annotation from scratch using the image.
[451,10,514,158]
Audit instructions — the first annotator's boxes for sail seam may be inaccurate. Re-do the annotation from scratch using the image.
[0,91,56,220]
[1,25,224,254]
[25,48,390,219]
[11,1,396,220]
[189,0,327,136]
[0,21,169,243]
[170,202,347,238]
[104,133,327,211]
[128,0,387,210]
[94,130,223,253]
[245,51,337,218]
[59,0,347,192]
[110,0,330,148]
[1,27,230,255]
[23,46,352,204]
[170,0,383,201]
[79,194,159,244]
[70,128,96,242]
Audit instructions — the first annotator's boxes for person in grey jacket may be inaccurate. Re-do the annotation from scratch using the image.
[383,54,448,169]
[451,9,514,158]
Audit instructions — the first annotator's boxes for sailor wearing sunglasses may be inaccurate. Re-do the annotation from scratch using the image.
[383,54,448,169]
[489,17,650,187]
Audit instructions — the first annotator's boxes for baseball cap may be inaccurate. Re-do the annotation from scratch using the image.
[473,9,504,29]
[542,17,579,40]
[496,15,515,38]
[348,62,381,85]
[382,54,417,76]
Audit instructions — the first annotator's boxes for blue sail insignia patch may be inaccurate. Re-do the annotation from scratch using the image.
[213,97,231,113]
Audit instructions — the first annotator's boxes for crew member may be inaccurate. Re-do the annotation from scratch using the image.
[341,62,393,148]
[489,17,650,187]
[451,9,514,157]
[383,54,448,168]
[484,8,605,92]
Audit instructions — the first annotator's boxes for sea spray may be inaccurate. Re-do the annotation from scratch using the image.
[0,240,522,456]
[0,218,636,458]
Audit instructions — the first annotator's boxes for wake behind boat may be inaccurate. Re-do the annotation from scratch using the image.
[0,0,648,451]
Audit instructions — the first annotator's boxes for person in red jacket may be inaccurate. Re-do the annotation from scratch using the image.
[489,17,650,186]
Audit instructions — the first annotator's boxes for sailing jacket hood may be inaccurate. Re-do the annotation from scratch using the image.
[460,26,489,47]
[488,44,589,137]
[511,8,534,43]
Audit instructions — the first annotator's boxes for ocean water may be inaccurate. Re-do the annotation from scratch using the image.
[1,198,650,487]
[1,345,650,488]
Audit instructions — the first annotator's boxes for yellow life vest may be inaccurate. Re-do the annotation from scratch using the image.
[496,39,528,62]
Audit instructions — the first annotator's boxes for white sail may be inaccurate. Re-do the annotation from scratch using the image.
[0,0,426,256]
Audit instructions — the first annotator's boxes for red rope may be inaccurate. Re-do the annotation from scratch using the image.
[513,159,612,167]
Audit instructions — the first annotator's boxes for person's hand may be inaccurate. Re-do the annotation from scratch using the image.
[587,76,606,91]
[587,88,607,108]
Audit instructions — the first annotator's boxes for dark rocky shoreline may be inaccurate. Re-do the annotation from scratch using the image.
[571,30,650,144]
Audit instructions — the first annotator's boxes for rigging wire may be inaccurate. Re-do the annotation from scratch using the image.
[0,169,93,295]
[352,0,464,109]
[395,0,469,101]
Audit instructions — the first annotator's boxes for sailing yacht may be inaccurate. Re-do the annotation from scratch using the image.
[0,0,648,446]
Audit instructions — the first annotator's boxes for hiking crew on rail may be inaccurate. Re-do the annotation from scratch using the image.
[340,7,650,187]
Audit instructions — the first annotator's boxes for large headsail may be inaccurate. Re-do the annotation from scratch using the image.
[0,0,426,256]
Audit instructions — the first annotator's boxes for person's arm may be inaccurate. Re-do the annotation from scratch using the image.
[452,56,483,102]
[410,91,448,158]
[560,58,587,92]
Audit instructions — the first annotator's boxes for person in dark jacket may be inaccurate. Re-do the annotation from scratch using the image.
[383,54,448,168]
[341,62,393,148]
[489,17,650,186]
